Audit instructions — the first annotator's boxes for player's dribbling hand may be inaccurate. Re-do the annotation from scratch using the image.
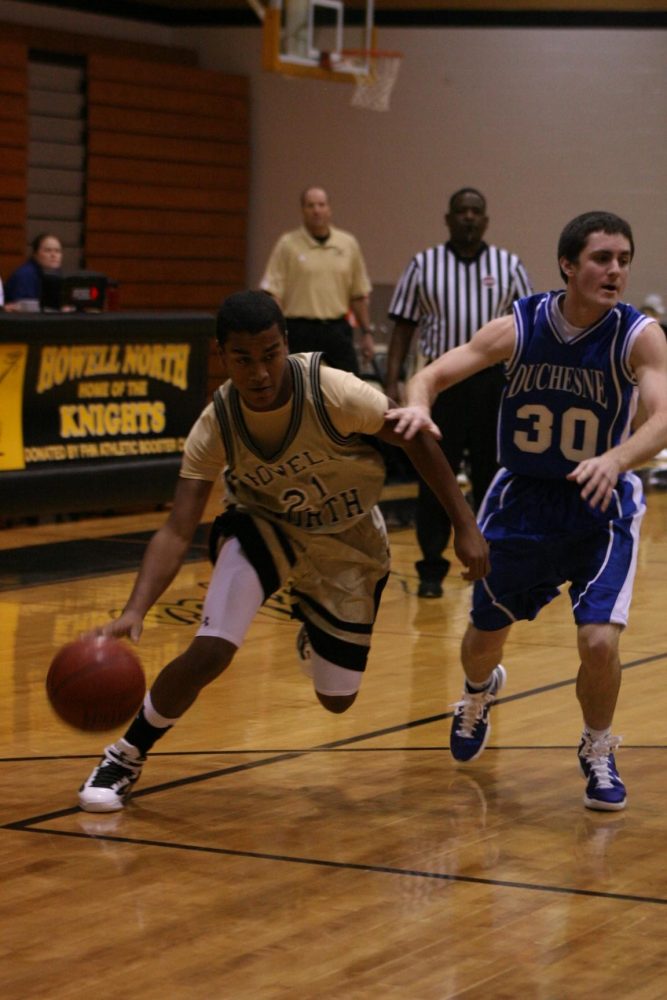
[385,405,442,441]
[86,610,144,644]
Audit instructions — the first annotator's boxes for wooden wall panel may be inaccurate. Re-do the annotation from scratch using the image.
[0,66,25,93]
[0,228,24,253]
[1,121,28,147]
[86,233,245,260]
[86,258,245,285]
[0,93,27,122]
[0,41,28,290]
[27,61,86,271]
[83,54,246,95]
[2,148,29,173]
[0,40,25,68]
[88,155,247,190]
[86,206,246,239]
[113,283,239,310]
[86,54,250,320]
[87,180,247,214]
[0,174,27,200]
[88,132,249,168]
[88,80,248,121]
[0,202,25,227]
[87,105,248,143]
[88,254,244,286]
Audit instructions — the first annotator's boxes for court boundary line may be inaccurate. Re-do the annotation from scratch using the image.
[4,653,667,910]
[3,649,666,830]
[3,741,667,764]
[7,824,667,908]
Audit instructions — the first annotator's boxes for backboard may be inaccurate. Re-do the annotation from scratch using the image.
[261,0,375,82]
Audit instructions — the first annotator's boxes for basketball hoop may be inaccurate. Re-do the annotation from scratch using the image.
[339,49,403,112]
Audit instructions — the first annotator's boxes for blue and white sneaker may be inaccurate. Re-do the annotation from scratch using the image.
[578,733,627,811]
[450,665,506,763]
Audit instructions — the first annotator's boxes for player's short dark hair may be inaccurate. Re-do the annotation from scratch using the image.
[557,211,634,282]
[216,290,286,346]
[448,187,487,213]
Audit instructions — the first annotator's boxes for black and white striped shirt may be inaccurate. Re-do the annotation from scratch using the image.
[388,241,533,361]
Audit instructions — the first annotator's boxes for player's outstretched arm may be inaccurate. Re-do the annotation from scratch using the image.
[375,420,490,581]
[386,315,515,440]
[100,477,213,641]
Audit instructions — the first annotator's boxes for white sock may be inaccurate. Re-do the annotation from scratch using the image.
[466,673,495,692]
[584,725,611,742]
[116,737,143,760]
[143,691,179,728]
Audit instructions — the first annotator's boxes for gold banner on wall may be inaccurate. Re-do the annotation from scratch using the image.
[0,343,28,471]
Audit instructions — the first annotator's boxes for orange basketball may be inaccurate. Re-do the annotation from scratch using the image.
[46,635,145,732]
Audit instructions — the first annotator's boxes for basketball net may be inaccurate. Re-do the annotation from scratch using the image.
[342,50,403,113]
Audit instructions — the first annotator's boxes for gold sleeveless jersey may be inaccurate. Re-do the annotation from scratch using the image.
[212,353,386,535]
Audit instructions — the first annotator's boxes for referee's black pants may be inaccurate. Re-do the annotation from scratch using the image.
[415,366,504,584]
[286,317,359,374]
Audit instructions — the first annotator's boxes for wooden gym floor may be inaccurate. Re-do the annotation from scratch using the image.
[2,480,667,999]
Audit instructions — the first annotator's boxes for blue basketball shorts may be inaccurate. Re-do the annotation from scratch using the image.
[471,469,646,631]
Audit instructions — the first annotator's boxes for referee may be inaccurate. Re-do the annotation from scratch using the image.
[260,186,374,374]
[386,187,532,597]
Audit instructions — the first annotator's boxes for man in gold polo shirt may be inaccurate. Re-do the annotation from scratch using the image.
[260,186,375,374]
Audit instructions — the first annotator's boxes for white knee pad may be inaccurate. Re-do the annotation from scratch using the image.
[311,652,363,697]
[197,536,264,647]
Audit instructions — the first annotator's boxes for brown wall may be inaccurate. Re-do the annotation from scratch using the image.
[85,54,249,314]
[0,25,250,396]
[0,28,249,311]
[190,21,666,311]
[0,41,28,279]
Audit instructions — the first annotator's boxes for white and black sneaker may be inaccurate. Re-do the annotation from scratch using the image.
[78,739,145,813]
[296,624,313,678]
[296,624,312,660]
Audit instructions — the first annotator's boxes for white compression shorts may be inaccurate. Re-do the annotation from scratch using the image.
[197,537,363,697]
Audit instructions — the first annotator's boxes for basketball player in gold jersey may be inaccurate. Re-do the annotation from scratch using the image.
[79,290,489,812]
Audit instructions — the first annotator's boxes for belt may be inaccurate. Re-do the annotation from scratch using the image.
[286,316,347,324]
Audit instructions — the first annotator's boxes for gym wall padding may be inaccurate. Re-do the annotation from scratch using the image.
[85,54,249,313]
[0,41,28,282]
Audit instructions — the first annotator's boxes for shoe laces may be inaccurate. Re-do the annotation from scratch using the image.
[296,625,311,661]
[93,748,141,787]
[581,734,622,789]
[452,686,496,738]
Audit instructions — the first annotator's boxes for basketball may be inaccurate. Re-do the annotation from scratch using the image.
[46,635,146,732]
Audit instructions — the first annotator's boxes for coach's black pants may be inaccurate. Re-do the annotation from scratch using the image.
[286,317,359,374]
[416,365,504,584]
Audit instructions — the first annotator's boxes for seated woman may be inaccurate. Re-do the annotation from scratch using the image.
[4,233,63,310]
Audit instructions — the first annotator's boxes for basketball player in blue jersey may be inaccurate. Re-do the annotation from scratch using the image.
[78,290,489,812]
[388,211,667,811]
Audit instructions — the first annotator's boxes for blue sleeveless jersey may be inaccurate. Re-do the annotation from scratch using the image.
[498,291,649,479]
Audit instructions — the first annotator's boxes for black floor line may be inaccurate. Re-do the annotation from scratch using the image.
[5,742,667,765]
[10,825,667,907]
[3,648,666,830]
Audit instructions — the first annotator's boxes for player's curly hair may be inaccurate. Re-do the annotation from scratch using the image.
[216,290,286,346]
